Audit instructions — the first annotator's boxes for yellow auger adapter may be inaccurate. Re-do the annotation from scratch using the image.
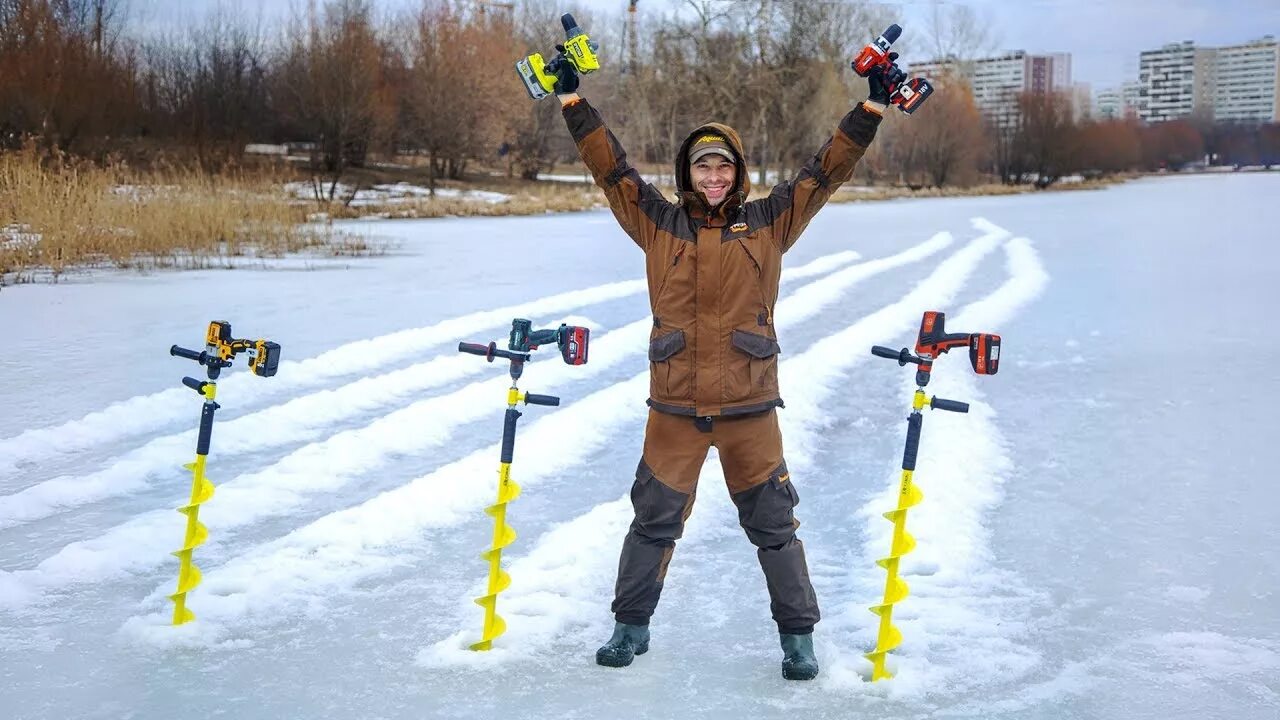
[459,318,585,650]
[865,311,999,679]
[167,321,281,625]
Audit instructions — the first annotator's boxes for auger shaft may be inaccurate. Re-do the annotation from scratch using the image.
[866,388,928,680]
[470,388,526,651]
[170,381,219,625]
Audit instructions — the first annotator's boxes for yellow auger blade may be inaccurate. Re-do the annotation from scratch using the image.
[178,479,215,509]
[469,595,509,651]
[870,576,910,609]
[495,478,521,505]
[876,531,917,566]
[468,620,508,651]
[170,550,203,593]
[177,518,209,552]
[171,453,216,625]
[475,568,513,596]
[169,600,196,626]
[482,523,517,554]
[867,625,903,656]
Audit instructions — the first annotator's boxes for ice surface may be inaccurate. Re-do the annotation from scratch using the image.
[2,173,1279,719]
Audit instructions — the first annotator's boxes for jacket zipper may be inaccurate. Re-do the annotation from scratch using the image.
[736,239,772,326]
[654,242,688,311]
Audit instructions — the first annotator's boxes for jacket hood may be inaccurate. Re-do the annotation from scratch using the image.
[675,122,751,213]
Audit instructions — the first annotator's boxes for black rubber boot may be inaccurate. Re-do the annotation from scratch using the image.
[780,632,819,680]
[595,622,651,668]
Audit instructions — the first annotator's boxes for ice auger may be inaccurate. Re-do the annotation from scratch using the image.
[167,321,281,625]
[864,311,1000,680]
[458,318,589,651]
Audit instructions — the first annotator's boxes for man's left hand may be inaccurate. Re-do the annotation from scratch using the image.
[867,53,907,106]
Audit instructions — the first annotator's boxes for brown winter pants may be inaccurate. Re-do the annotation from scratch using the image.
[611,408,820,634]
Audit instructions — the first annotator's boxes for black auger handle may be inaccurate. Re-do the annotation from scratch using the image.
[459,342,496,360]
[524,393,560,407]
[171,345,204,362]
[172,344,230,370]
[871,345,919,366]
[182,377,208,394]
[931,397,969,413]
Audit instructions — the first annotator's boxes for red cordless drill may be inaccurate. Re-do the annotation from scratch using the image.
[851,24,934,114]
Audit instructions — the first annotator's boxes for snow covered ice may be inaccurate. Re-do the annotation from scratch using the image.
[2,173,1279,719]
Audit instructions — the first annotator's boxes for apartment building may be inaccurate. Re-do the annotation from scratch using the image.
[1137,36,1278,123]
[913,51,1072,127]
[1213,37,1279,122]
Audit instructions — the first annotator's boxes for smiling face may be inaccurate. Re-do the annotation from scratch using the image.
[690,154,735,208]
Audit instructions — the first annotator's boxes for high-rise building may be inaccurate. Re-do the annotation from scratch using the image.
[1138,41,1215,123]
[1213,36,1279,122]
[1136,36,1279,123]
[913,51,1072,128]
[1068,83,1094,121]
[1122,80,1143,119]
[1095,87,1121,118]
[1047,52,1073,91]
[1096,81,1143,120]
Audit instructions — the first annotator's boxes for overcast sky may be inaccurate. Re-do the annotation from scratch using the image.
[135,0,1279,90]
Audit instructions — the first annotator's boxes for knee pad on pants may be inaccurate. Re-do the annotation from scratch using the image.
[629,459,693,542]
[731,461,799,549]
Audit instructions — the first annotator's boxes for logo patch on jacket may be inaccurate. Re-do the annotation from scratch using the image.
[729,222,748,233]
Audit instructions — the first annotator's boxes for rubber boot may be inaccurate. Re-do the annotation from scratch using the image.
[780,632,819,680]
[595,622,650,668]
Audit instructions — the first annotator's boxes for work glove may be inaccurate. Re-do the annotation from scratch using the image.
[867,52,907,106]
[551,44,580,94]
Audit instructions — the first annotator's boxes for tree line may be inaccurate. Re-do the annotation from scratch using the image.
[3,0,1277,196]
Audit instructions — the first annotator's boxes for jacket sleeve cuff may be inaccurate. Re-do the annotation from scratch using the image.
[838,103,883,148]
[562,97,604,144]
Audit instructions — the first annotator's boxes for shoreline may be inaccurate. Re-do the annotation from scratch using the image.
[5,169,1272,286]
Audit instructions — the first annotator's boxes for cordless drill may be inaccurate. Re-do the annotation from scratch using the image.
[516,14,600,100]
[851,24,934,114]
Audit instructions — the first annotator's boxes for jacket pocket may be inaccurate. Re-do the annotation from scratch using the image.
[649,329,692,401]
[729,329,781,397]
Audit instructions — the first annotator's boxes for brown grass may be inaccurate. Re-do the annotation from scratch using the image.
[0,148,358,283]
[317,181,610,220]
[0,148,1134,285]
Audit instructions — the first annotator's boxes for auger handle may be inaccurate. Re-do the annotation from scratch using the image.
[871,345,920,366]
[171,345,205,362]
[459,342,496,360]
[931,397,969,413]
[182,377,210,394]
[172,344,231,372]
[524,393,560,407]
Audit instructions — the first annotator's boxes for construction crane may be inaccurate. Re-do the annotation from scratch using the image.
[623,0,639,75]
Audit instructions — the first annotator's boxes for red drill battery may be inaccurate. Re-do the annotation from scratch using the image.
[560,325,589,365]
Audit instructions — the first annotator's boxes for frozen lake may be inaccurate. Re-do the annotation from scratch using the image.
[1,172,1278,718]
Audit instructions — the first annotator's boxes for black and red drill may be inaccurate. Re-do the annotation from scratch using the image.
[851,24,934,114]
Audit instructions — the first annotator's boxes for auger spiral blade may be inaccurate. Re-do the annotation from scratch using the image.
[170,457,214,626]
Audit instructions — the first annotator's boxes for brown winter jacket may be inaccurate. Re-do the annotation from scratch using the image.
[563,98,882,418]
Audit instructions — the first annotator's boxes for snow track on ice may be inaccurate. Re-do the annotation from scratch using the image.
[0,280,648,480]
[114,236,955,644]
[0,249,868,608]
[417,218,1010,665]
[818,234,1050,695]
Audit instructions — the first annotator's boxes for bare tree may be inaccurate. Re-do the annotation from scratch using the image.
[1016,90,1078,187]
[402,0,520,191]
[274,0,396,202]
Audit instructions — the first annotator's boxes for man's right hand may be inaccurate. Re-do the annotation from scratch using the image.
[552,45,581,94]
